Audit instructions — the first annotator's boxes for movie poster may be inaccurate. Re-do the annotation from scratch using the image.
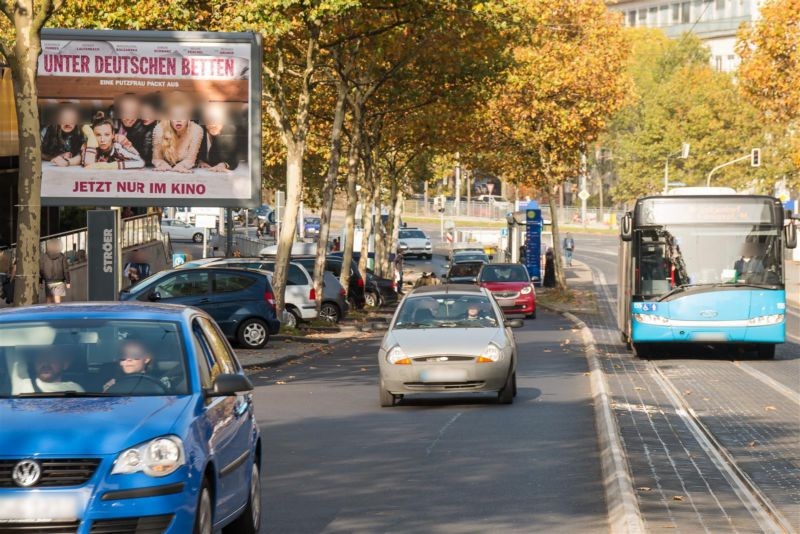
[38,30,261,207]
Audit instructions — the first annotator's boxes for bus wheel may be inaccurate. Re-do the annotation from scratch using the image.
[756,344,776,360]
[632,343,650,359]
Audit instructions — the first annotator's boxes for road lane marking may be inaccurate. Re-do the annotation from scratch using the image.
[650,365,792,534]
[735,362,800,405]
[426,412,461,456]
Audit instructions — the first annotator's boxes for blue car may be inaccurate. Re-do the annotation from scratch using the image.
[120,267,280,349]
[303,217,321,238]
[0,303,262,534]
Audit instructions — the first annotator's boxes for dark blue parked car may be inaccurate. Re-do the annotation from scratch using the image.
[0,303,261,533]
[121,267,280,349]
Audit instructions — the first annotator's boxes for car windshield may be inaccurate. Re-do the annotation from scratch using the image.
[0,320,190,398]
[480,264,529,283]
[395,294,498,328]
[454,253,487,263]
[448,263,483,277]
[400,230,426,239]
[306,218,320,225]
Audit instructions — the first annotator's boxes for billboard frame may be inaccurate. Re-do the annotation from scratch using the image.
[39,28,262,208]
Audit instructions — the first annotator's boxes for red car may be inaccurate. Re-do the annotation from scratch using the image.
[478,263,536,319]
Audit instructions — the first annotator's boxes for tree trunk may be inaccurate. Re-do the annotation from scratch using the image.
[272,141,304,315]
[313,82,347,312]
[389,187,403,284]
[10,18,43,307]
[338,121,360,293]
[548,195,567,291]
[358,184,377,279]
[381,179,398,275]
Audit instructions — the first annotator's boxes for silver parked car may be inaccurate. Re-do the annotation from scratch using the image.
[160,218,212,243]
[377,284,521,407]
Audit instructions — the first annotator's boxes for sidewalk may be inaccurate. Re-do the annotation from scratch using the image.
[535,261,598,315]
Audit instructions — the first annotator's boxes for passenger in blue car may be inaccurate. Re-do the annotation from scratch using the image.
[10,348,84,394]
[103,339,170,393]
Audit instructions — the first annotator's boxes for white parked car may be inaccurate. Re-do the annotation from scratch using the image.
[160,219,213,243]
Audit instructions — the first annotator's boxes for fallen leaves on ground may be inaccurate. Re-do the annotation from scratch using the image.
[275,380,286,385]
[672,495,684,501]
[637,487,651,492]
[765,405,777,411]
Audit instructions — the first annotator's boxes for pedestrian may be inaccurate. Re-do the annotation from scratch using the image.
[414,272,430,288]
[563,233,575,267]
[331,237,341,252]
[1,250,14,304]
[123,250,151,287]
[40,239,70,304]
[394,250,404,293]
[519,244,526,264]
[543,247,556,287]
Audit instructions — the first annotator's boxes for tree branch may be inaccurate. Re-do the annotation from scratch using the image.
[33,0,63,31]
[0,1,13,21]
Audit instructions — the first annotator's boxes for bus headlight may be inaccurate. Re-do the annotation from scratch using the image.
[634,314,671,326]
[747,314,784,326]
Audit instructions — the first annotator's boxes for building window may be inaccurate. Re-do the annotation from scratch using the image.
[681,1,691,23]
[649,6,658,24]
[660,5,670,24]
[638,9,647,24]
[715,56,723,71]
[629,10,637,26]
[672,3,681,22]
[716,0,725,10]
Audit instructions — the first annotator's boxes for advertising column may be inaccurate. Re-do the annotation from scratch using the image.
[525,209,542,285]
[87,210,119,300]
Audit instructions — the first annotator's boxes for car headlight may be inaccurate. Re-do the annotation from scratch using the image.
[633,313,671,326]
[747,314,784,326]
[520,286,533,295]
[477,343,502,363]
[386,345,410,365]
[398,241,408,248]
[112,436,185,477]
[425,242,432,248]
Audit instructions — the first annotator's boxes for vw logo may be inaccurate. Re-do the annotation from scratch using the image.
[12,460,41,487]
[700,310,718,318]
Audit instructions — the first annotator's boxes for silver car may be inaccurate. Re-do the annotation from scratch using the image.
[377,284,521,407]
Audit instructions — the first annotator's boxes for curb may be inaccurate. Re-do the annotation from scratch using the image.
[540,303,644,534]
[242,352,306,371]
[273,334,331,344]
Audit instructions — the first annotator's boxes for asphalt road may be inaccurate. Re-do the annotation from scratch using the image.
[251,310,609,533]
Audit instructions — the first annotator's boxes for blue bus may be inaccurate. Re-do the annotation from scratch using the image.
[618,189,797,358]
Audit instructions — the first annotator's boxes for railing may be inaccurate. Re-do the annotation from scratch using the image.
[4,213,168,263]
[231,234,274,257]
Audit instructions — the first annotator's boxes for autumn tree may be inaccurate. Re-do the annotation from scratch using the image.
[479,0,631,290]
[1,0,65,306]
[737,0,800,177]
[604,30,787,203]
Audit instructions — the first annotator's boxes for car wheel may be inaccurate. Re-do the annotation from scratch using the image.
[284,307,300,329]
[237,318,269,349]
[757,344,776,359]
[193,480,213,534]
[379,379,395,407]
[526,310,536,319]
[320,302,340,323]
[192,232,203,243]
[365,292,379,308]
[497,371,514,404]
[631,343,650,359]
[224,462,261,534]
[425,254,432,260]
[512,372,517,397]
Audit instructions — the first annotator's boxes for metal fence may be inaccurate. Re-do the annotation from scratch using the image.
[231,234,273,257]
[4,213,169,263]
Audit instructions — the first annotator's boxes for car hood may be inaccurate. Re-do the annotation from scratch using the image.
[0,395,194,456]
[386,328,503,357]
[480,281,530,292]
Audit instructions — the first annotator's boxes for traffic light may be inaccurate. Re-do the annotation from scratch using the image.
[751,148,761,167]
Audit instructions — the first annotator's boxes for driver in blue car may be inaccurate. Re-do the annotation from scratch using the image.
[103,339,170,392]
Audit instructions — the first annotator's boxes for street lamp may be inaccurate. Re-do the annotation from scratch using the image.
[663,142,690,194]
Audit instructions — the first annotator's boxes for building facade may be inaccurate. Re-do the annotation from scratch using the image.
[608,0,763,72]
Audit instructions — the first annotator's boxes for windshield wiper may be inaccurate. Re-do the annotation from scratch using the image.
[15,391,112,398]
[657,283,715,301]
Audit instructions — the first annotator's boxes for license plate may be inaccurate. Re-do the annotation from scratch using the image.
[0,493,83,521]
[420,368,468,383]
[691,332,728,342]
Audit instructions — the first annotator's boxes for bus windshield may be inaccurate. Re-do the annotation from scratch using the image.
[636,224,782,297]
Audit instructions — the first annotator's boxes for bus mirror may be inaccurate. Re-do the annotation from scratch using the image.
[620,213,632,242]
[785,221,797,249]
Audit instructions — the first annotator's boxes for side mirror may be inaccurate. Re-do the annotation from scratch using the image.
[205,373,253,397]
[785,221,797,249]
[148,290,161,302]
[506,319,524,328]
[620,212,633,242]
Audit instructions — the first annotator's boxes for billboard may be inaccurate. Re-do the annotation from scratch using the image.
[38,29,261,207]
